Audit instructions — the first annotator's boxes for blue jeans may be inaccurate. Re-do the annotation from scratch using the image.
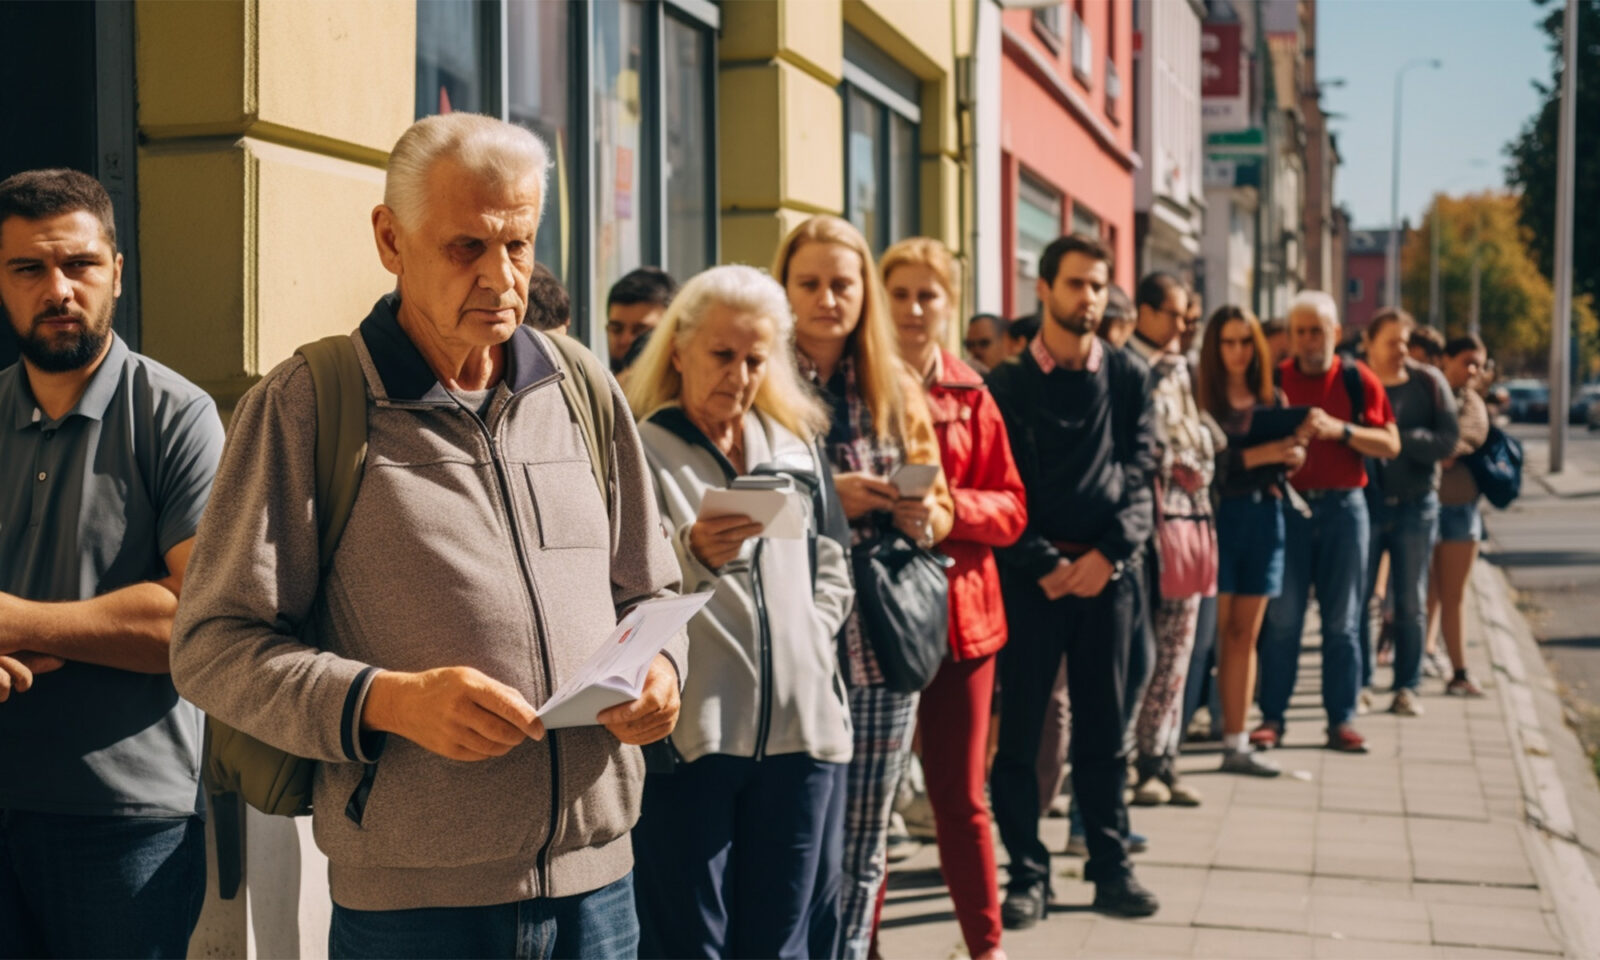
[0,810,206,959]
[633,753,842,960]
[329,874,639,960]
[1259,489,1370,730]
[1360,492,1440,692]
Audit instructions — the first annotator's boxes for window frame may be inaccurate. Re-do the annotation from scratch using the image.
[840,28,922,255]
[415,0,719,352]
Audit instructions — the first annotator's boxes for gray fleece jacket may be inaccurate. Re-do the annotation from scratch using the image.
[638,407,855,766]
[171,295,683,911]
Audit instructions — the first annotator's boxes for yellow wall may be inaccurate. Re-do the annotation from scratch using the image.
[136,0,412,415]
[719,0,974,312]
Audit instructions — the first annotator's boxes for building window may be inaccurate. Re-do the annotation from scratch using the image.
[1070,2,1092,87]
[1032,4,1064,52]
[1071,200,1102,240]
[1348,277,1363,301]
[1015,171,1062,318]
[417,0,720,349]
[840,27,921,254]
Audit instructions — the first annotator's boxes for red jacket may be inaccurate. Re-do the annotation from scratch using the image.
[925,350,1028,660]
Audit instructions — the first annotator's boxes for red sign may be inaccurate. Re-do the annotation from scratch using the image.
[1201,23,1242,98]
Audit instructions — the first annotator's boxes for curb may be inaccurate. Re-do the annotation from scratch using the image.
[1472,558,1600,959]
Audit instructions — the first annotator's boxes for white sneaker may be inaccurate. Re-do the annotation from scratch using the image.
[1389,688,1424,717]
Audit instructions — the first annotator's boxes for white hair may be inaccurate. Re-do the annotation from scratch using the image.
[384,113,551,227]
[625,265,831,440]
[1288,289,1340,329]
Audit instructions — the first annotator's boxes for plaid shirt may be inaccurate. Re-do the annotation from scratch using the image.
[797,350,903,687]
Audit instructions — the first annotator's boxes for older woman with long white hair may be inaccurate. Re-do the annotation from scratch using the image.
[625,264,856,960]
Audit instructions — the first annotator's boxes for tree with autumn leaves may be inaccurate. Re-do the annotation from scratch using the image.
[1400,192,1597,376]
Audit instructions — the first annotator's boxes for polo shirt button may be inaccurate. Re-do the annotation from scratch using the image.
[37,471,47,482]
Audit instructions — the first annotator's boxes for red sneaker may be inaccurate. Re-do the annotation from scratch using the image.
[1326,724,1369,753]
[1248,721,1282,749]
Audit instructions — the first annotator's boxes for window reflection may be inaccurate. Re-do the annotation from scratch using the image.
[1016,172,1063,317]
[847,92,880,251]
[416,0,489,118]
[594,0,645,299]
[664,13,710,280]
[508,0,573,286]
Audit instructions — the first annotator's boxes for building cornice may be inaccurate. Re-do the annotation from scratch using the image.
[1001,24,1141,173]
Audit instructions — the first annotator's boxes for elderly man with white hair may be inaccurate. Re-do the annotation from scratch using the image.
[171,113,685,958]
[1250,291,1400,755]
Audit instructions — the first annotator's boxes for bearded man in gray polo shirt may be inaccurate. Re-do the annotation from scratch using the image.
[0,169,224,958]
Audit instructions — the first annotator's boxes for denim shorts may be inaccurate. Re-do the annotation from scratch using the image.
[1216,492,1287,597]
[1437,502,1483,543]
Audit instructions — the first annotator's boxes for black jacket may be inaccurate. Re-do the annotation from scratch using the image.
[985,342,1159,582]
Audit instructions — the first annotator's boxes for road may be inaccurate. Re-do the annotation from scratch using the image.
[1483,421,1600,749]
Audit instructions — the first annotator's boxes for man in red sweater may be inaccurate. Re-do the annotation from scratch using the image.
[1252,291,1400,754]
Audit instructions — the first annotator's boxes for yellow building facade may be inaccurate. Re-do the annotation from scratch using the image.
[129,0,975,432]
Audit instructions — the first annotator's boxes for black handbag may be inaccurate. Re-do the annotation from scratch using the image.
[851,523,952,693]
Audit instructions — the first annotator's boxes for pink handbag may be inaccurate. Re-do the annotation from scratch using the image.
[1155,480,1218,599]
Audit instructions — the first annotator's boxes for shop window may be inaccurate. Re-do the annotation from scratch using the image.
[1016,171,1063,318]
[417,0,719,349]
[840,27,921,254]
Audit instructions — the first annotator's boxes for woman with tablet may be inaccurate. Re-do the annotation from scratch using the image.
[880,237,1026,960]
[773,215,954,960]
[625,265,857,959]
[1196,306,1308,777]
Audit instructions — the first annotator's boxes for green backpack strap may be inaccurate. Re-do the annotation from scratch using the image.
[205,335,369,899]
[546,333,615,505]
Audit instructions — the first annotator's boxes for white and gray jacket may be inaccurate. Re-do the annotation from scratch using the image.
[638,406,855,765]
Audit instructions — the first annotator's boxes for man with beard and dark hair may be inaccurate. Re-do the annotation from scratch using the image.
[0,168,224,957]
[985,234,1161,926]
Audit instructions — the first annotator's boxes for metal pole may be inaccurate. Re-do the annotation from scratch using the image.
[1549,0,1578,473]
[1429,195,1441,328]
[1387,59,1441,308]
[1469,249,1481,337]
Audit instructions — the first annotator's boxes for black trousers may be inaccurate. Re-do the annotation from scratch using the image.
[992,569,1137,888]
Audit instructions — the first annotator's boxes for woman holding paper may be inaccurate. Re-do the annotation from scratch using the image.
[773,215,954,960]
[880,237,1025,960]
[625,264,858,959]
[1195,306,1306,776]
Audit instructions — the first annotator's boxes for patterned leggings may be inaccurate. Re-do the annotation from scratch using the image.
[1135,594,1203,760]
[839,684,920,960]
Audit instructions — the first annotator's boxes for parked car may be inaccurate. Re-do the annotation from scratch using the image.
[1569,384,1600,425]
[1505,380,1549,423]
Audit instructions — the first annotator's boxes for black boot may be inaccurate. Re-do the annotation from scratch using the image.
[1001,879,1048,930]
[1093,871,1160,918]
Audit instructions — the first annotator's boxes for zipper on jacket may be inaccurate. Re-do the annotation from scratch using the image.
[749,539,775,761]
[460,373,568,895]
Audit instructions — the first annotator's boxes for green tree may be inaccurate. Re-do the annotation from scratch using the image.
[1506,0,1598,315]
[1400,192,1597,375]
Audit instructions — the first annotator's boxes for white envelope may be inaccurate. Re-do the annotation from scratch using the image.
[536,593,713,730]
[696,488,809,539]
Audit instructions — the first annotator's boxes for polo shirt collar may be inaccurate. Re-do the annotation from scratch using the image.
[1029,331,1102,375]
[357,292,560,403]
[8,333,128,431]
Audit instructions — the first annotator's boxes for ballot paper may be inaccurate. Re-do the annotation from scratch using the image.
[536,592,714,730]
[696,487,809,539]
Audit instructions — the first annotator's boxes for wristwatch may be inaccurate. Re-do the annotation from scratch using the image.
[1340,422,1353,446]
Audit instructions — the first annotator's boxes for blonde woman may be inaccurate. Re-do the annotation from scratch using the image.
[773,216,953,960]
[625,265,856,959]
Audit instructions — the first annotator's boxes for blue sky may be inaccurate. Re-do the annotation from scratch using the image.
[1318,0,1555,229]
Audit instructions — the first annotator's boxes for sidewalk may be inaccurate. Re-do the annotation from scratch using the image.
[879,563,1600,959]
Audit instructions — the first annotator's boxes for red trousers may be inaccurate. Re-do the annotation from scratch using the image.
[873,653,1002,957]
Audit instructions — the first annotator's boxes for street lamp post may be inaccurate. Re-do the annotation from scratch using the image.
[1387,58,1442,308]
[1549,0,1579,473]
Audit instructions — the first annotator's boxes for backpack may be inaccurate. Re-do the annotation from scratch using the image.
[203,330,615,898]
[1465,423,1523,509]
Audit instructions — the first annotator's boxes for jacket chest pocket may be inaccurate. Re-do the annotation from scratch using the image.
[522,460,610,550]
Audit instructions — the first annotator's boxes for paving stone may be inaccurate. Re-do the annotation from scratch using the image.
[1411,881,1546,910]
[1311,936,1440,958]
[1408,820,1537,886]
[1191,928,1316,957]
[1426,902,1565,954]
[1001,915,1096,958]
[1079,920,1197,957]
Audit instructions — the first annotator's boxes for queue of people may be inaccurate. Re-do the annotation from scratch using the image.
[0,112,1516,960]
